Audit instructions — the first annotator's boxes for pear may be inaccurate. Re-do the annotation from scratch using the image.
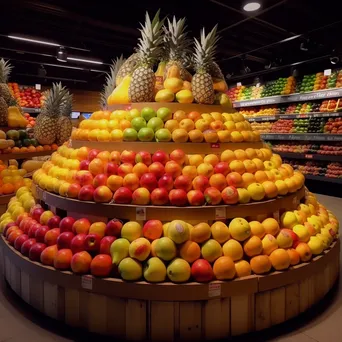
[143,257,167,282]
[110,238,130,265]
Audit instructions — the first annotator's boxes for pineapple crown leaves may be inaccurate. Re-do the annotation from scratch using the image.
[100,55,126,108]
[61,91,73,117]
[136,10,166,67]
[0,59,13,83]
[163,16,192,62]
[42,82,69,117]
[193,25,220,72]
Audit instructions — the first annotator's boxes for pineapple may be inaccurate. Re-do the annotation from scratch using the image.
[128,11,164,103]
[100,56,126,109]
[209,61,224,79]
[34,83,68,145]
[56,91,73,145]
[0,59,13,105]
[0,97,7,126]
[163,16,192,81]
[191,25,219,104]
[115,53,139,86]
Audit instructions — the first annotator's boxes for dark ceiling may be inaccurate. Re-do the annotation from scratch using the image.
[1,0,342,91]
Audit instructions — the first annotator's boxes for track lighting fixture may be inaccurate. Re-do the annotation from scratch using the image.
[56,47,67,62]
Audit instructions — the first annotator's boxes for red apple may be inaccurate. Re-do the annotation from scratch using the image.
[100,236,116,255]
[31,207,44,222]
[105,219,123,237]
[85,234,101,252]
[169,189,188,206]
[140,173,158,192]
[59,217,76,233]
[44,228,60,246]
[90,254,112,277]
[57,232,75,250]
[113,187,132,204]
[170,149,186,165]
[191,259,214,282]
[151,188,169,205]
[158,174,173,191]
[15,213,28,226]
[76,170,93,186]
[88,149,100,161]
[70,234,87,254]
[174,175,192,192]
[80,160,90,170]
[187,190,205,206]
[14,234,29,251]
[148,162,165,179]
[214,162,230,176]
[71,251,92,274]
[3,222,17,236]
[221,186,239,204]
[120,150,136,164]
[8,230,23,245]
[54,249,73,270]
[67,183,81,198]
[192,175,209,192]
[35,225,50,242]
[104,162,118,176]
[152,150,169,165]
[204,187,222,205]
[29,242,47,261]
[28,223,42,238]
[93,174,108,188]
[47,215,61,229]
[40,245,58,266]
[21,238,36,256]
[78,185,95,201]
[93,185,113,203]
[135,151,152,165]
[72,218,91,235]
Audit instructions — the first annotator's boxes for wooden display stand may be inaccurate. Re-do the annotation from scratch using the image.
[0,194,13,215]
[0,236,339,340]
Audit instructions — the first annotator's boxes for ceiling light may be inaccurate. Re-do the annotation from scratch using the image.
[243,2,261,12]
[8,35,59,46]
[300,41,309,52]
[56,47,67,62]
[330,56,339,65]
[67,57,103,65]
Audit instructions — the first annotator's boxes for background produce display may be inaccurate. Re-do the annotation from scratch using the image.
[272,143,342,156]
[8,83,44,109]
[0,186,339,283]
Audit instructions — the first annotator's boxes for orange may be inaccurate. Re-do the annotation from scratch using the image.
[20,147,28,153]
[14,180,25,191]
[242,172,256,187]
[250,255,272,274]
[51,144,59,150]
[36,146,44,152]
[287,248,300,266]
[235,260,252,278]
[213,256,236,280]
[262,218,280,236]
[262,181,278,199]
[269,249,291,270]
[27,146,36,152]
[43,145,52,151]
[179,241,201,263]
[249,221,265,239]
[243,236,263,257]
[11,147,20,154]
[2,183,15,194]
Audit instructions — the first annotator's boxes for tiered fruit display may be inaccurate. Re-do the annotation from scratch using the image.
[324,117,342,134]
[0,161,31,194]
[272,143,342,156]
[299,74,316,92]
[270,119,294,133]
[0,186,339,282]
[24,112,36,128]
[250,122,272,133]
[262,77,296,96]
[33,144,305,206]
[74,108,257,143]
[307,117,327,133]
[293,118,309,133]
[286,160,342,179]
[239,105,280,117]
[8,83,44,109]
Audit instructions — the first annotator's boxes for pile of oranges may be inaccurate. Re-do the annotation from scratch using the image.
[1,144,58,155]
[0,161,31,194]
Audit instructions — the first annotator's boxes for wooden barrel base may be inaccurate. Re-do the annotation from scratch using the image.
[0,236,339,341]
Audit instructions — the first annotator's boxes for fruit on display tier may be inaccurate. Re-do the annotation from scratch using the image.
[8,83,44,109]
[106,13,229,106]
[272,143,342,156]
[0,185,339,282]
[74,107,257,143]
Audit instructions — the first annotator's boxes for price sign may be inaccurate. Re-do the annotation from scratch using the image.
[237,82,242,87]
[256,83,261,88]
[211,143,220,149]
[35,84,41,90]
[209,283,221,297]
[81,275,93,290]
[273,211,280,221]
[215,207,226,220]
[292,196,298,207]
[136,207,146,220]
[305,154,313,159]
[324,69,332,76]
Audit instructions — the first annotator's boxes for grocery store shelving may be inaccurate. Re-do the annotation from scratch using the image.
[22,107,41,114]
[304,174,342,184]
[275,152,342,162]
[233,88,342,108]
[261,133,342,141]
[0,150,53,161]
[246,112,342,122]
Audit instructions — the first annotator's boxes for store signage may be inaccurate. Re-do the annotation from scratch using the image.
[324,69,332,76]
[215,207,226,220]
[260,134,342,141]
[81,275,93,290]
[237,82,242,86]
[35,84,41,90]
[136,207,146,220]
[233,88,342,108]
[208,283,221,297]
[211,143,220,149]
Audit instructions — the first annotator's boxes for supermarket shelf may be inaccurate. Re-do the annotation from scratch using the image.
[275,152,342,162]
[22,107,41,114]
[0,127,26,132]
[305,174,342,184]
[0,150,53,161]
[0,194,14,205]
[246,112,342,122]
[261,133,342,141]
[233,88,342,108]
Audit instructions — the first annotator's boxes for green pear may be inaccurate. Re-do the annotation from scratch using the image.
[110,238,130,265]
[143,257,167,282]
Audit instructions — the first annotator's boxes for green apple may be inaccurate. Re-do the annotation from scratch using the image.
[118,257,142,281]
[155,128,172,142]
[157,107,172,122]
[141,107,156,121]
[126,108,140,121]
[131,117,146,131]
[138,127,155,141]
[154,237,177,261]
[123,128,138,141]
[166,258,191,283]
[147,117,164,132]
[143,257,167,282]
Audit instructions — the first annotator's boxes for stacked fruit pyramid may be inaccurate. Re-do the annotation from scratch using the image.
[0,11,339,284]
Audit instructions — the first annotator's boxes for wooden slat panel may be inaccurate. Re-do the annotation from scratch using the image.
[20,271,30,304]
[0,244,4,275]
[285,283,299,320]
[270,287,285,325]
[179,302,202,341]
[299,278,310,313]
[11,264,21,296]
[64,288,81,327]
[230,295,254,335]
[5,255,10,283]
[314,271,325,301]
[29,274,44,312]
[106,297,126,338]
[125,299,147,341]
[43,282,64,320]
[255,291,271,331]
[87,293,108,334]
[150,301,174,341]
[307,275,316,309]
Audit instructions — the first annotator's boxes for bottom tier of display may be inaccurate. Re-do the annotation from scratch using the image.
[0,236,339,341]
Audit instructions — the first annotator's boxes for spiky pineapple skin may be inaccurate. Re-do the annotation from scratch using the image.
[209,62,224,79]
[56,116,72,144]
[192,72,215,104]
[129,66,156,102]
[34,116,58,144]
[0,84,12,105]
[116,53,139,86]
[0,97,8,126]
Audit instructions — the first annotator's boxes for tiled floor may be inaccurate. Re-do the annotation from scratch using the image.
[0,194,341,342]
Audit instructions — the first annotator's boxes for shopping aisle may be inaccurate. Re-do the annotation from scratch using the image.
[0,194,340,342]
